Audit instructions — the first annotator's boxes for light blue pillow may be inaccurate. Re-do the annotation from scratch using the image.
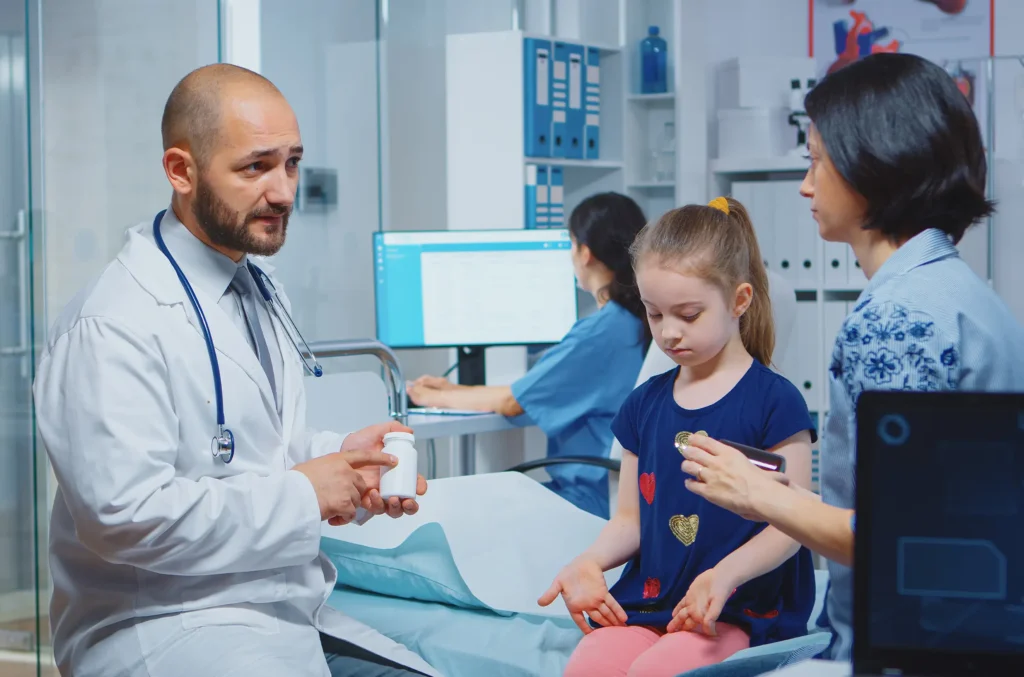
[320,522,511,615]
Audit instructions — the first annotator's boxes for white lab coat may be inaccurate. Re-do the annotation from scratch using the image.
[34,218,442,677]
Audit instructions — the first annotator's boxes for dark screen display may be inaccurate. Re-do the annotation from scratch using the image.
[864,402,1024,654]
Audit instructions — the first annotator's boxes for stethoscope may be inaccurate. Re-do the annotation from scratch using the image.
[152,209,323,464]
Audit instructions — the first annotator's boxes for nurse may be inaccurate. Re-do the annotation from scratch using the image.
[677,53,1024,676]
[408,192,649,518]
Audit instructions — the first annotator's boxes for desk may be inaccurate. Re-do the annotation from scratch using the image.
[407,412,518,476]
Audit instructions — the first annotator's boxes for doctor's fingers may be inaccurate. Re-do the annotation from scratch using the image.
[340,448,398,469]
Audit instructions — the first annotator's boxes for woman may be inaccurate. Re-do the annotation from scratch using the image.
[678,52,1024,674]
[408,192,650,519]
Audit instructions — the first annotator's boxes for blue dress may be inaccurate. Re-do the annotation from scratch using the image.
[608,361,817,646]
[511,301,645,519]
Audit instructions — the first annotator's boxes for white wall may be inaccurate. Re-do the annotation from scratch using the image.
[259,0,381,344]
[40,0,219,326]
[991,0,1024,322]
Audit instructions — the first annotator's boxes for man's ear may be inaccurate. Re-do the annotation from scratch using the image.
[733,282,753,318]
[163,147,198,196]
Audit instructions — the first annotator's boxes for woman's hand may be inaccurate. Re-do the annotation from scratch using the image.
[667,567,737,636]
[679,435,788,522]
[411,375,456,391]
[537,557,628,635]
[406,379,449,408]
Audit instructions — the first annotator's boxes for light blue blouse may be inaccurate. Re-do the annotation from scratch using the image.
[819,228,1024,661]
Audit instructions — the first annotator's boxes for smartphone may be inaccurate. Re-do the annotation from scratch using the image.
[719,439,787,473]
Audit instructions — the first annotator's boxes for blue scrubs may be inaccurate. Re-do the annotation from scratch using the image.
[608,362,817,646]
[511,301,644,519]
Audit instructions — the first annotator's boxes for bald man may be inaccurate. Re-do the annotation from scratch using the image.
[34,64,440,677]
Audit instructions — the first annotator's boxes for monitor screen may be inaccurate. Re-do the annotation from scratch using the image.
[856,392,1024,670]
[373,229,579,348]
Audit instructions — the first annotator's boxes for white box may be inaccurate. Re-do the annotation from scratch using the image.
[717,57,817,110]
[717,108,793,159]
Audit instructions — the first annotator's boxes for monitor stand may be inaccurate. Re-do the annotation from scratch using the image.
[456,346,486,386]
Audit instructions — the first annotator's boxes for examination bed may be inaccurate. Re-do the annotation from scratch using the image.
[321,472,832,677]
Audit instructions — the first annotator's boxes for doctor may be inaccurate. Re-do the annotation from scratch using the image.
[34,64,439,677]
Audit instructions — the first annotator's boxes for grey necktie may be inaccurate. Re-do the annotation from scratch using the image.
[230,266,277,402]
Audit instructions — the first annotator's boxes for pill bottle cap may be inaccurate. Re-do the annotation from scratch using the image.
[383,432,415,444]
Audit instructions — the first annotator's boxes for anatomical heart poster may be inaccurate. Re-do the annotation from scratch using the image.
[814,0,992,139]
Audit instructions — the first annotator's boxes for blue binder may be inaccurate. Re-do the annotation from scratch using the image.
[523,38,552,157]
[536,166,550,228]
[551,42,570,158]
[565,43,585,159]
[525,163,539,228]
[548,166,564,228]
[584,47,601,159]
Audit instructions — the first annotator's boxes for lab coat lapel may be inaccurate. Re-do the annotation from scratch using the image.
[117,226,281,424]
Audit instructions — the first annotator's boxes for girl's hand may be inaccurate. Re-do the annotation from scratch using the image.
[537,557,628,635]
[667,567,736,636]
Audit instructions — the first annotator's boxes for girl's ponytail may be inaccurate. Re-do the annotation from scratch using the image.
[722,198,774,366]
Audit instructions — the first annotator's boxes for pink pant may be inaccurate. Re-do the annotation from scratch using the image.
[563,625,750,677]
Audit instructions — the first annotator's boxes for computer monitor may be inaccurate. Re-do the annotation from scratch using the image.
[855,391,1024,676]
[373,229,579,379]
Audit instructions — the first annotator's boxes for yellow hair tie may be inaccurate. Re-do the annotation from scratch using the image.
[708,197,730,215]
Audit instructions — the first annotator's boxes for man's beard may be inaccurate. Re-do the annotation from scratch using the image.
[192,179,290,256]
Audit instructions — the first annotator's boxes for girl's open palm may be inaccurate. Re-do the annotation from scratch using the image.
[537,558,628,635]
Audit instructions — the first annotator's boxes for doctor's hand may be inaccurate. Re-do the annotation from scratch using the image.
[293,448,396,525]
[538,557,627,635]
[340,422,428,520]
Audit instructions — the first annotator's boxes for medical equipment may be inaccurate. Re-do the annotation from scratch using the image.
[721,439,787,472]
[151,209,324,463]
[787,77,815,156]
[379,432,418,499]
[374,229,578,384]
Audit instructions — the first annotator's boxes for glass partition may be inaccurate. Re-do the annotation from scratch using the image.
[0,2,221,675]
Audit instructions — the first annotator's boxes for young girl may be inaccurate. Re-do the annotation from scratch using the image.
[538,197,816,677]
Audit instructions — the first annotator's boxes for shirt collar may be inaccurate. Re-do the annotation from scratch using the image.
[858,228,959,302]
[159,205,245,301]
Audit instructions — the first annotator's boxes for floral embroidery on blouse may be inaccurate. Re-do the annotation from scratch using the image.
[829,301,960,402]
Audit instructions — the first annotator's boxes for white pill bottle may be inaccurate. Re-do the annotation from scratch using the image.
[380,432,418,499]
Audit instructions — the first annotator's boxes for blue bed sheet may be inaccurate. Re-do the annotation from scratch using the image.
[328,586,582,677]
[325,570,833,677]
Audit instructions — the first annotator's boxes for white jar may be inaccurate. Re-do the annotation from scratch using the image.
[380,432,418,499]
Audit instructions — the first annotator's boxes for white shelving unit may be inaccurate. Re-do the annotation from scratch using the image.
[444,1,688,239]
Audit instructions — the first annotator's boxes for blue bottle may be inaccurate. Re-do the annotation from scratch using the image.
[640,26,667,94]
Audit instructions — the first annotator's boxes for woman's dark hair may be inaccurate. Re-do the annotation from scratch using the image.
[805,52,994,244]
[568,192,651,345]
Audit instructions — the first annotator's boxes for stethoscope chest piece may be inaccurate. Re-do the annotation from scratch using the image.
[212,427,235,464]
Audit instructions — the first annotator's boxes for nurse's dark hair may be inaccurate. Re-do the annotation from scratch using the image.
[630,198,774,367]
[568,192,651,345]
[805,52,994,244]
[162,63,281,168]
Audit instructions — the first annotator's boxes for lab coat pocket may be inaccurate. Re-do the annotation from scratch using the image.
[179,572,288,633]
[179,600,282,634]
